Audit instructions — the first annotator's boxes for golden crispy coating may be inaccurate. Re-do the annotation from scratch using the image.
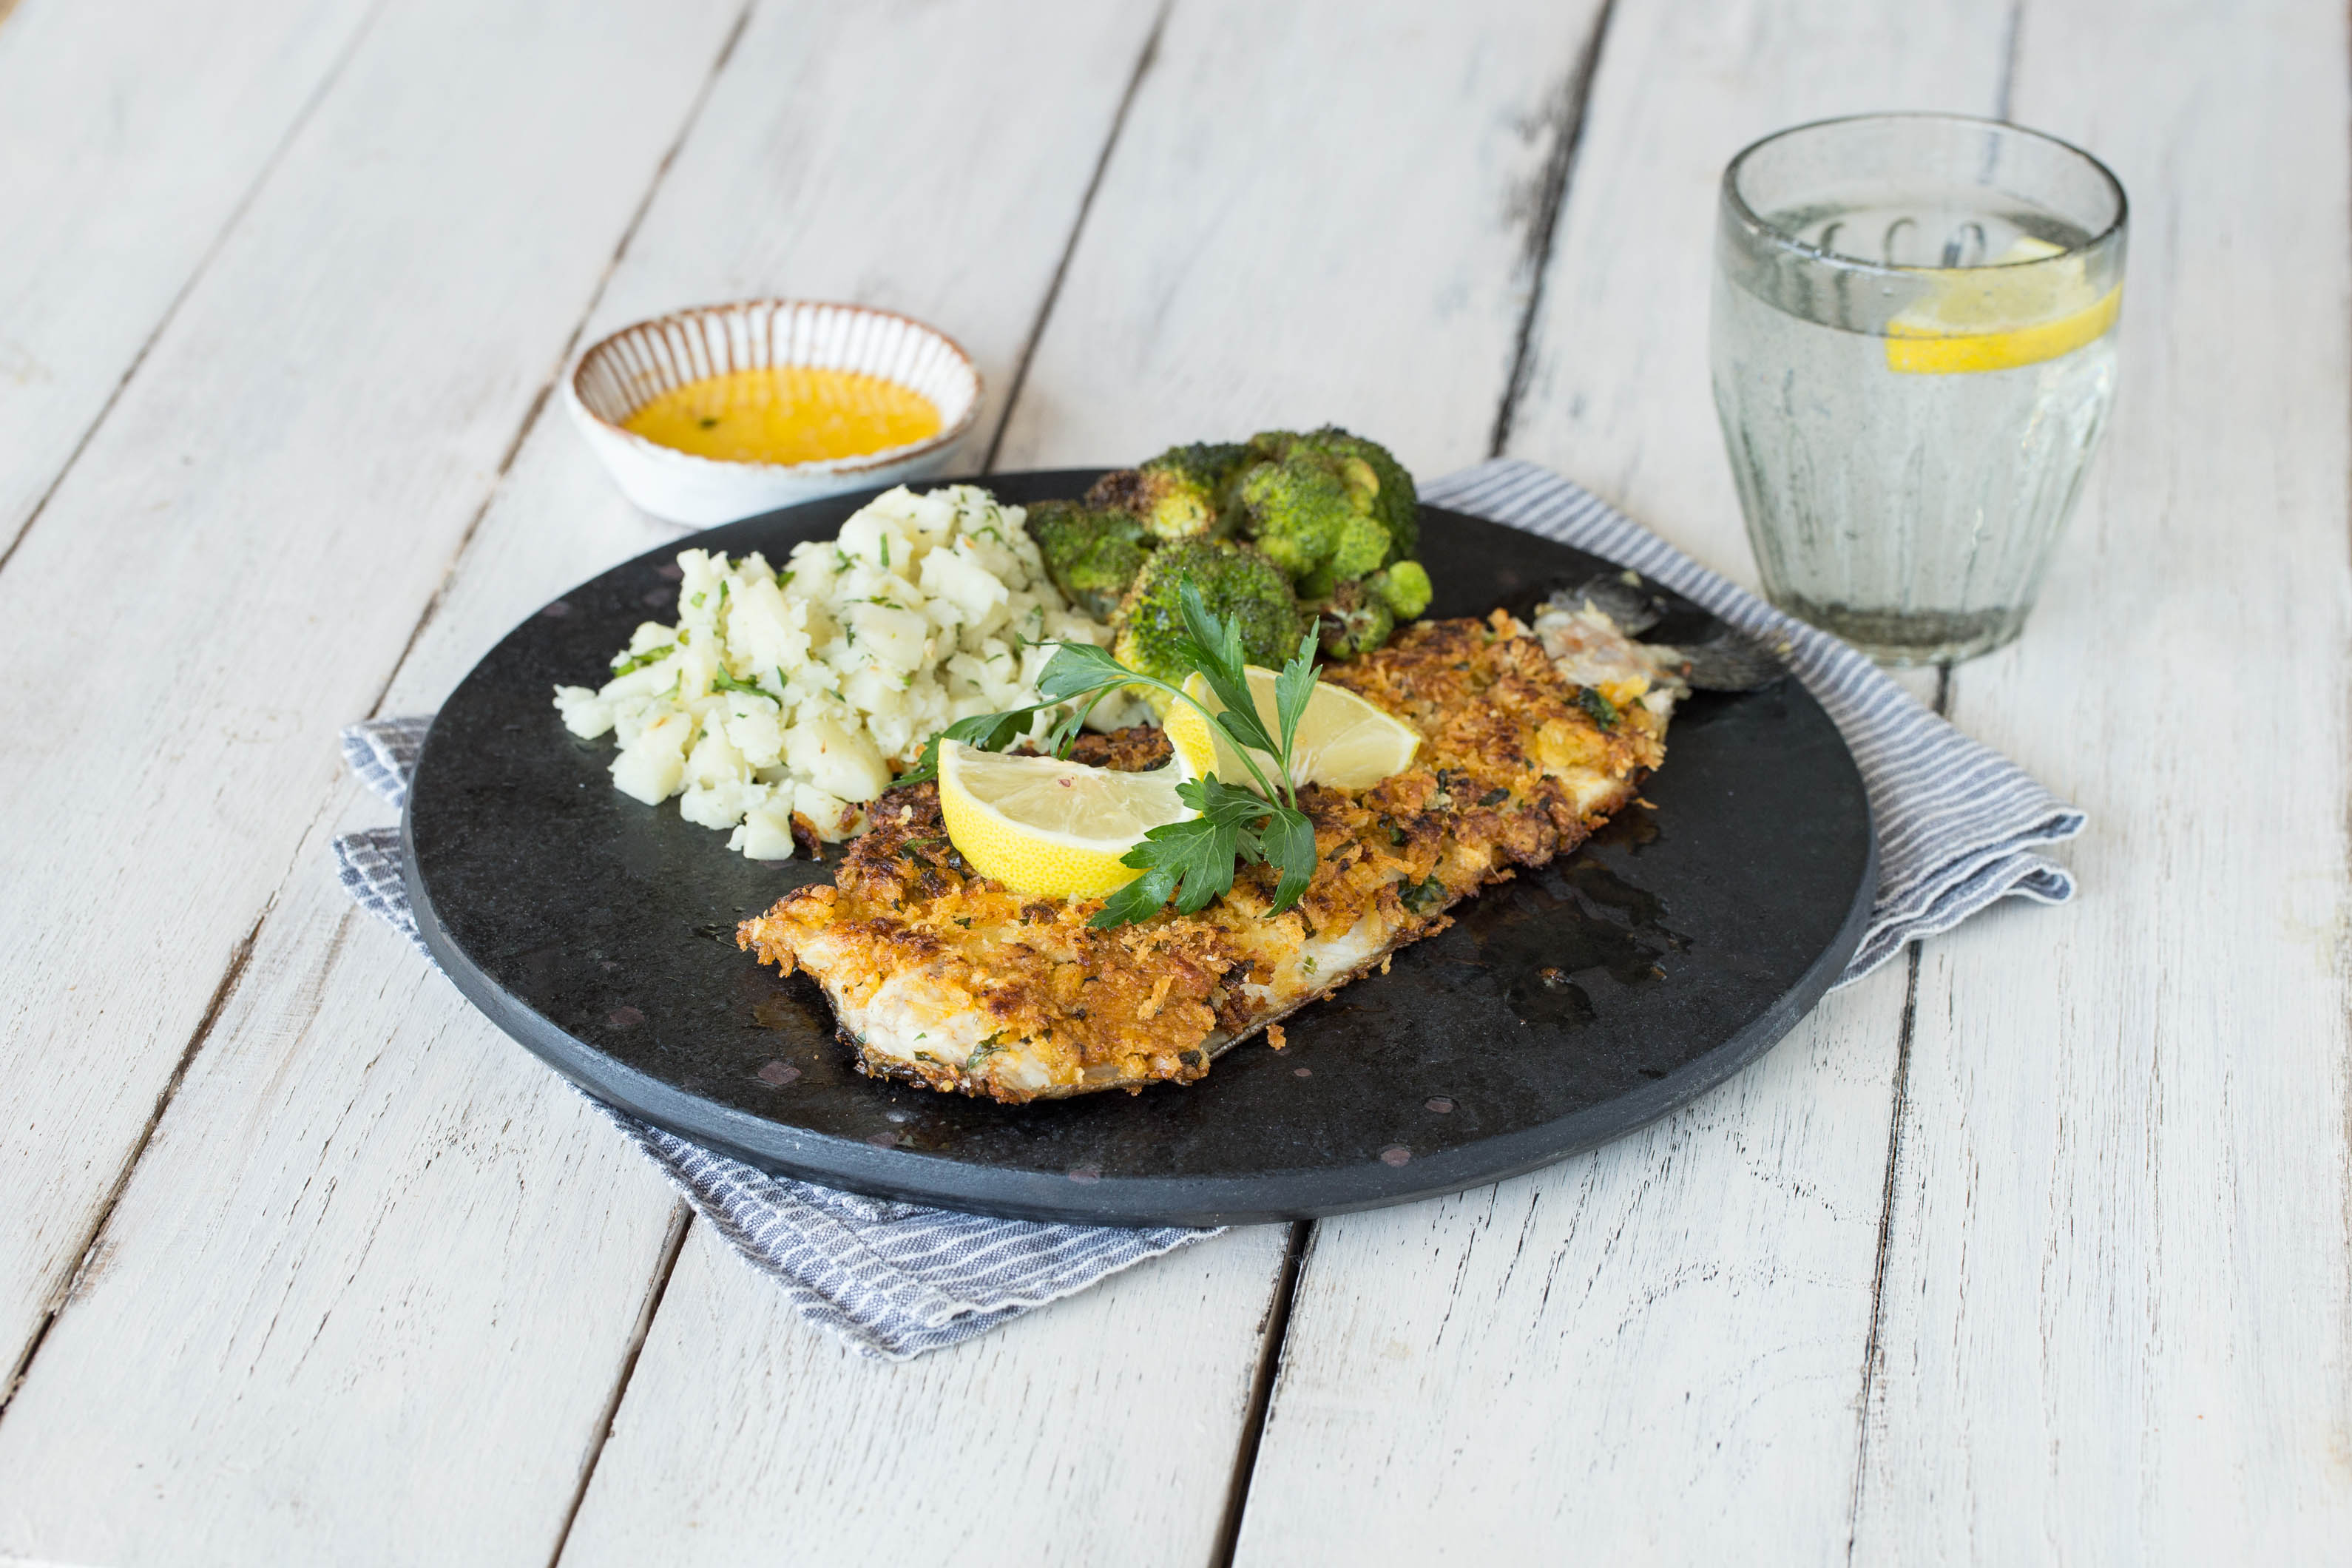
[738,612,1669,1102]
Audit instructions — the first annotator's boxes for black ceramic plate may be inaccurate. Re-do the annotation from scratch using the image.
[405,470,1873,1226]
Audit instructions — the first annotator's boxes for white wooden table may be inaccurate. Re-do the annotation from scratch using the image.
[1,1,2345,1561]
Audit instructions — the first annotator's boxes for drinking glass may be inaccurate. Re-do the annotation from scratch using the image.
[1711,113,2127,663]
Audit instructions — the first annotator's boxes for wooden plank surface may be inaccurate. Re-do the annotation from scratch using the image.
[1853,0,2352,1557]
[1238,970,1922,1564]
[0,0,746,1429]
[408,0,1163,692]
[1234,1,2021,1558]
[992,0,1613,479]
[558,1224,1288,1568]
[0,808,689,1567]
[567,0,1160,464]
[1506,0,2021,580]
[0,0,375,558]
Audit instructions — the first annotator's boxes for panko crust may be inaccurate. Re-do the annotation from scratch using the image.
[738,613,1669,1102]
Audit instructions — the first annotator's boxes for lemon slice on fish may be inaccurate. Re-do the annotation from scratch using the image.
[1164,668,1420,793]
[938,740,1194,899]
[1884,234,2120,375]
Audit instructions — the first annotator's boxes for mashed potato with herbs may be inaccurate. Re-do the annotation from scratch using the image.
[553,484,1142,859]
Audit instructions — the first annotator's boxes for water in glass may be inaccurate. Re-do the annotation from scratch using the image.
[1711,118,2126,663]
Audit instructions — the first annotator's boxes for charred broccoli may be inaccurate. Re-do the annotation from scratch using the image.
[1043,426,1425,667]
[1311,562,1433,660]
[1084,441,1248,541]
[1368,558,1431,618]
[1026,499,1149,620]
[1244,427,1419,564]
[1233,448,1392,591]
[1149,441,1250,509]
[1313,578,1396,659]
[1112,538,1305,689]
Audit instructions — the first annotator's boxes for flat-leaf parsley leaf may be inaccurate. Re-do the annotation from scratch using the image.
[908,582,1325,927]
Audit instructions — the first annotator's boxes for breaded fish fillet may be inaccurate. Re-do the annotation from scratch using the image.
[738,610,1675,1102]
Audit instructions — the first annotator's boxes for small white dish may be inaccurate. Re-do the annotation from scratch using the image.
[565,300,981,530]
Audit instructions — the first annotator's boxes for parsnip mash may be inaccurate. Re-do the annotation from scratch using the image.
[553,484,1142,859]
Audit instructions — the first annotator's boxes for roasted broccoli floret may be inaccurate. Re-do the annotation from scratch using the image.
[1367,559,1432,619]
[1066,428,1427,667]
[1084,439,1248,541]
[1233,449,1392,590]
[1147,441,1250,507]
[1313,578,1396,660]
[1246,427,1419,563]
[1113,538,1306,689]
[1026,499,1149,621]
[1314,562,1435,658]
[1230,427,1431,656]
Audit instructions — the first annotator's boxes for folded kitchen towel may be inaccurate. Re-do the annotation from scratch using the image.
[332,458,2083,1359]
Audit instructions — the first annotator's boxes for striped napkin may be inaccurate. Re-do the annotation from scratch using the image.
[332,459,2082,1359]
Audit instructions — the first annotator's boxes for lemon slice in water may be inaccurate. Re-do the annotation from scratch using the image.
[1164,668,1421,793]
[938,740,1194,899]
[1885,234,2120,375]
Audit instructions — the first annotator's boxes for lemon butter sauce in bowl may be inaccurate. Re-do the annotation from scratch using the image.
[624,365,944,465]
[567,300,979,528]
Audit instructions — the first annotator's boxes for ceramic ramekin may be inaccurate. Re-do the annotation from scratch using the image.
[565,300,981,528]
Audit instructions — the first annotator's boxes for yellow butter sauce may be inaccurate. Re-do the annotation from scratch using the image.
[624,366,942,464]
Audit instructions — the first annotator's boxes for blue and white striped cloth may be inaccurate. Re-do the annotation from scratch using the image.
[334,747,1209,1361]
[333,459,2081,1359]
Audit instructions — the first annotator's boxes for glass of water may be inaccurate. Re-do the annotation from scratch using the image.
[1711,113,2127,663]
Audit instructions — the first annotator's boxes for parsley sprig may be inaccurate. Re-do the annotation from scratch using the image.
[896,584,1322,929]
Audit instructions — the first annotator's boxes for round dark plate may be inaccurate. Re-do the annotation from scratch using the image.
[405,470,1874,1226]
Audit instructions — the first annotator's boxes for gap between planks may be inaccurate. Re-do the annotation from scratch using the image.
[1487,0,1620,460]
[977,0,1169,475]
[1843,663,1951,1561]
[1992,0,2026,125]
[0,910,272,1423]
[0,0,391,580]
[1209,1220,1313,1568]
[546,1203,694,1568]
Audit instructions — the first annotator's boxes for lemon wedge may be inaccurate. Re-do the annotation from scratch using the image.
[937,740,1194,899]
[1885,234,2120,375]
[1163,668,1420,793]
